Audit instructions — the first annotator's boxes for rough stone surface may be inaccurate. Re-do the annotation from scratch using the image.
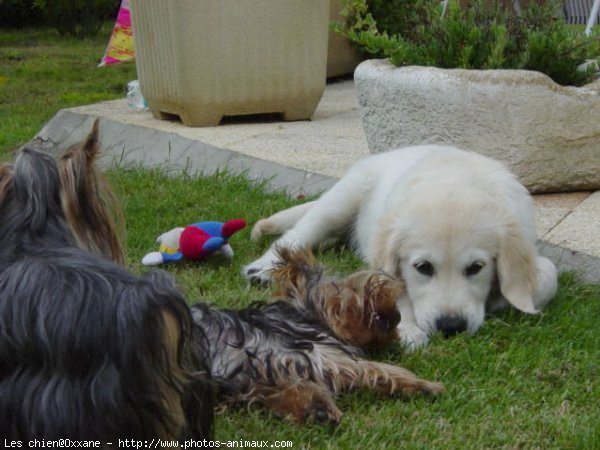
[537,240,600,284]
[543,191,600,259]
[354,59,600,194]
[26,111,337,198]
[22,79,600,282]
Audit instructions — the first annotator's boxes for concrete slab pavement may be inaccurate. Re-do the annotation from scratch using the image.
[26,79,600,283]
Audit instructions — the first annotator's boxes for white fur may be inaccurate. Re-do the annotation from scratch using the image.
[243,146,558,350]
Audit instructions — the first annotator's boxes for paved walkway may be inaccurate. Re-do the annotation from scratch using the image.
[29,79,600,282]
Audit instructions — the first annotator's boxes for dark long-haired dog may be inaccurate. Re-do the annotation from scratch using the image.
[0,121,213,440]
[193,249,444,425]
[0,120,440,434]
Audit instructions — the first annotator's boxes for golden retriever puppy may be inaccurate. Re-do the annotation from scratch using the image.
[243,145,558,349]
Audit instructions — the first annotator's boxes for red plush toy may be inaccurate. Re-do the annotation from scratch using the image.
[141,219,246,266]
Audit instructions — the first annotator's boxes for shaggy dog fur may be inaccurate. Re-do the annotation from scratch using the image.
[0,123,443,436]
[0,122,214,440]
[195,249,443,425]
[243,146,558,349]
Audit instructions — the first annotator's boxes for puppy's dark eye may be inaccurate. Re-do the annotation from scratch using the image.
[464,261,485,277]
[414,261,434,277]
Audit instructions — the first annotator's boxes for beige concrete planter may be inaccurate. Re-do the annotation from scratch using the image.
[327,0,363,78]
[130,0,330,127]
[354,59,600,193]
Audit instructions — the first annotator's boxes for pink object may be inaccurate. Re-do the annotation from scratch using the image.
[99,0,135,66]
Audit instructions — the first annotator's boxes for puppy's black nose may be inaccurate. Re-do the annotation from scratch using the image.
[435,316,467,338]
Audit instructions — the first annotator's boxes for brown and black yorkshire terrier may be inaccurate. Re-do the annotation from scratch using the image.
[0,121,214,441]
[192,249,444,425]
[0,120,442,437]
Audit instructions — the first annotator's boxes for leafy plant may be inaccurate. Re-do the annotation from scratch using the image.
[366,0,437,39]
[32,0,118,37]
[335,0,600,85]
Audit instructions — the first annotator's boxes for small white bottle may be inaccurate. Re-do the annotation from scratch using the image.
[126,80,147,111]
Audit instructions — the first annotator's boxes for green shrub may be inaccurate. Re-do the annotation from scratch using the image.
[0,0,41,27]
[366,0,437,39]
[33,0,118,37]
[335,0,600,86]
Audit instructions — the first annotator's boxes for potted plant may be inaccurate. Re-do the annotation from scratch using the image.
[130,0,330,127]
[337,0,600,193]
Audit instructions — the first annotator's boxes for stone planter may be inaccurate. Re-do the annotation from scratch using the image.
[130,0,329,127]
[354,59,600,193]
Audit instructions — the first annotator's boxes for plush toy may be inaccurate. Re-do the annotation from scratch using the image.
[142,219,246,266]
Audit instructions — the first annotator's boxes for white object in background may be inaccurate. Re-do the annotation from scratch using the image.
[126,80,147,111]
[585,0,600,35]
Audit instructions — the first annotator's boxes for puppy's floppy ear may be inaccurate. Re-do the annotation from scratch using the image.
[369,214,404,278]
[497,220,538,314]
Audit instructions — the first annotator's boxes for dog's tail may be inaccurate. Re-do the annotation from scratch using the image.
[58,119,126,264]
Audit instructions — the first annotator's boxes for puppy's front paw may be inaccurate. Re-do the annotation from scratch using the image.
[398,324,429,352]
[242,251,279,285]
[250,219,268,241]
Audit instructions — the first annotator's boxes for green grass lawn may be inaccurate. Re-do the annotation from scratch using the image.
[2,26,600,449]
[0,24,135,160]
